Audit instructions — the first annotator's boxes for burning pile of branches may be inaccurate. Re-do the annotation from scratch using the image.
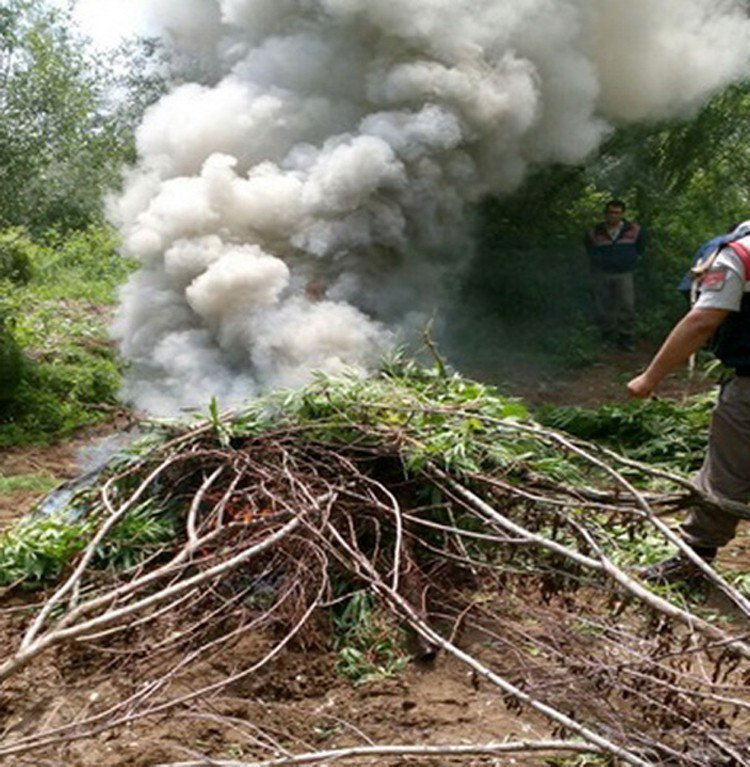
[1,360,749,766]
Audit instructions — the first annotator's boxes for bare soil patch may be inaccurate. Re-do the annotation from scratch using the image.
[0,630,557,767]
[2,576,748,767]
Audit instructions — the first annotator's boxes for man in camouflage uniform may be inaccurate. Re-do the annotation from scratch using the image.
[628,220,750,582]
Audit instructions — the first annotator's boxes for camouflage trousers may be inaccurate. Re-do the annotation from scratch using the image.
[682,377,750,548]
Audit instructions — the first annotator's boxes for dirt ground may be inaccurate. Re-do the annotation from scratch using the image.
[0,349,747,767]
[0,630,560,767]
[490,340,716,409]
[2,571,748,766]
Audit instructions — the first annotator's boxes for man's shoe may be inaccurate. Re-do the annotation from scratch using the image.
[640,547,717,586]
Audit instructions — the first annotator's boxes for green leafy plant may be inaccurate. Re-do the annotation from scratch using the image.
[719,568,750,598]
[0,473,58,495]
[537,393,714,473]
[0,225,132,446]
[605,522,674,570]
[0,229,34,284]
[0,514,88,585]
[333,591,411,685]
[208,396,232,448]
[0,295,25,415]
[94,502,179,572]
[0,500,177,588]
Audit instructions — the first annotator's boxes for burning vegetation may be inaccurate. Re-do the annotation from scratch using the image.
[1,360,749,766]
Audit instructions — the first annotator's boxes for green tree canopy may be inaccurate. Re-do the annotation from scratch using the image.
[0,0,165,233]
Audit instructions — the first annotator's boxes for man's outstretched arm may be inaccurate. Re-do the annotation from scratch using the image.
[627,308,729,399]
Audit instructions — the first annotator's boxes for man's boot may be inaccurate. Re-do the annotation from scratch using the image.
[640,546,717,586]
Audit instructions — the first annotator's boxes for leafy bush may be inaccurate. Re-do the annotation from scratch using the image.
[0,229,34,284]
[34,226,133,299]
[0,355,121,446]
[0,225,132,445]
[0,294,25,415]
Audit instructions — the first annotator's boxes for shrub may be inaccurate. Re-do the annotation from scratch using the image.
[0,295,25,415]
[0,229,35,284]
[0,225,131,445]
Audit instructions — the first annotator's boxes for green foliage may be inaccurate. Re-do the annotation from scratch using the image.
[600,85,750,243]
[333,591,411,685]
[0,0,167,232]
[0,229,34,283]
[208,396,232,448]
[7,361,718,599]
[0,473,58,495]
[228,358,589,486]
[600,520,674,571]
[93,502,180,572]
[0,513,88,585]
[448,180,601,373]
[0,225,133,446]
[0,501,177,588]
[27,225,132,300]
[720,567,750,599]
[1,352,121,445]
[0,231,35,414]
[0,305,24,415]
[537,392,714,473]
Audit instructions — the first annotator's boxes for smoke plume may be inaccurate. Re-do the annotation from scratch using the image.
[111,0,750,413]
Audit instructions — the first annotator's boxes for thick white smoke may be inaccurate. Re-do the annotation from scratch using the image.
[111,0,750,414]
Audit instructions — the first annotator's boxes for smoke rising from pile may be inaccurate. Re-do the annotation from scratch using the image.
[111,0,750,414]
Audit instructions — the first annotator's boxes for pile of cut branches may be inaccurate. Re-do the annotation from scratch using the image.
[1,360,749,766]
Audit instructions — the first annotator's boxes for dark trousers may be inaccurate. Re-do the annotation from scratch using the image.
[592,270,635,344]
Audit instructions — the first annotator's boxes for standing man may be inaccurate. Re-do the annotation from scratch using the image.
[585,199,645,351]
[627,221,750,583]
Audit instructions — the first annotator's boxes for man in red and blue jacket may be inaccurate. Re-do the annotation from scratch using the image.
[585,199,645,351]
[628,220,750,583]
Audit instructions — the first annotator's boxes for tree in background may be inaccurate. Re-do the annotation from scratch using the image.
[0,0,166,233]
[0,0,165,437]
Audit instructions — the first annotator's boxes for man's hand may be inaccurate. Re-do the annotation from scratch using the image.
[625,307,728,401]
[627,373,655,399]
